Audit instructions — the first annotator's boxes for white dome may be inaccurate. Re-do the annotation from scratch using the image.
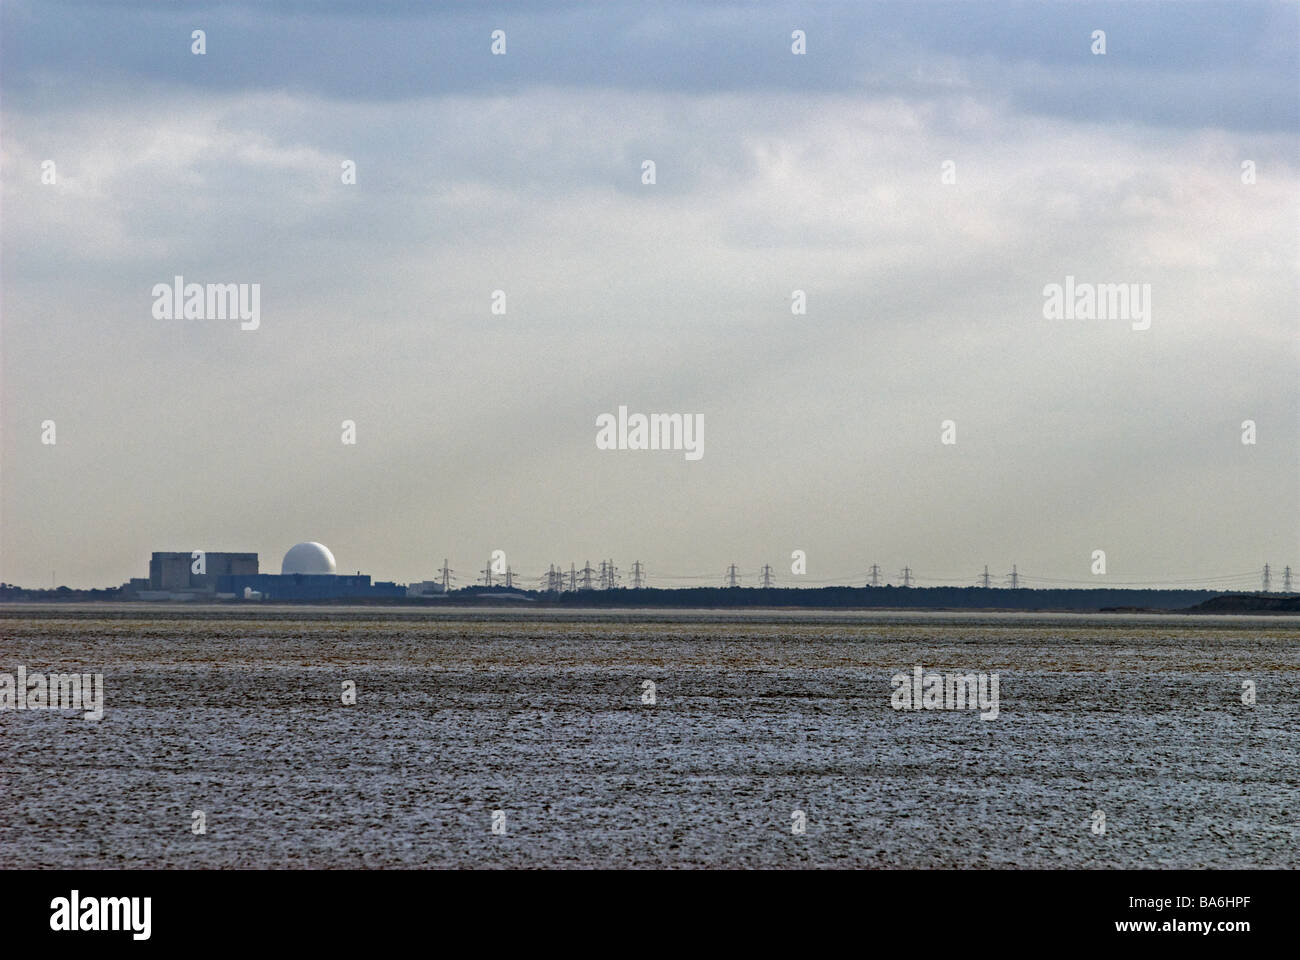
[281,541,337,575]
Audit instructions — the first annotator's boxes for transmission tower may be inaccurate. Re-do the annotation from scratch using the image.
[1263,563,1271,593]
[569,563,577,592]
[439,559,453,592]
[1006,564,1019,589]
[760,564,774,589]
[1284,566,1293,593]
[726,564,740,588]
[605,560,619,590]
[868,564,881,588]
[980,565,991,589]
[504,566,515,589]
[480,561,493,588]
[900,566,913,588]
[580,561,595,591]
[631,561,645,589]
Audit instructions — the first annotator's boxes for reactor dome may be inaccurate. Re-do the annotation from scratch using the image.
[281,541,337,575]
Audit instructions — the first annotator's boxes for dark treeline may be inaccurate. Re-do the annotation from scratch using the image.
[523,585,1225,611]
[0,584,124,601]
[1,583,1265,612]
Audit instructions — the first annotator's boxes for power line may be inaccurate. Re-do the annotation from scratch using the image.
[1021,571,1260,586]
[434,558,1276,593]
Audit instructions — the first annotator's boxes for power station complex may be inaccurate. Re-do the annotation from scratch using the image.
[133,542,407,601]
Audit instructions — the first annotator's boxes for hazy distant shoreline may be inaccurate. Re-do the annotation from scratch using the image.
[2,590,1298,616]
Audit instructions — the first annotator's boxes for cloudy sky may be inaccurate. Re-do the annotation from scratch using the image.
[2,0,1297,590]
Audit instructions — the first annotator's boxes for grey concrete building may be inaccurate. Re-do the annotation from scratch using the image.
[148,552,258,592]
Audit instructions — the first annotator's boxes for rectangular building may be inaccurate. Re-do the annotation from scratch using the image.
[217,573,405,601]
[149,552,259,592]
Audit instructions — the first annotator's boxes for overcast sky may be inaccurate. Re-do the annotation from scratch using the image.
[2,0,1297,590]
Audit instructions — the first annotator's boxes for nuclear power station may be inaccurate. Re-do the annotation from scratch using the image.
[133,542,403,601]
